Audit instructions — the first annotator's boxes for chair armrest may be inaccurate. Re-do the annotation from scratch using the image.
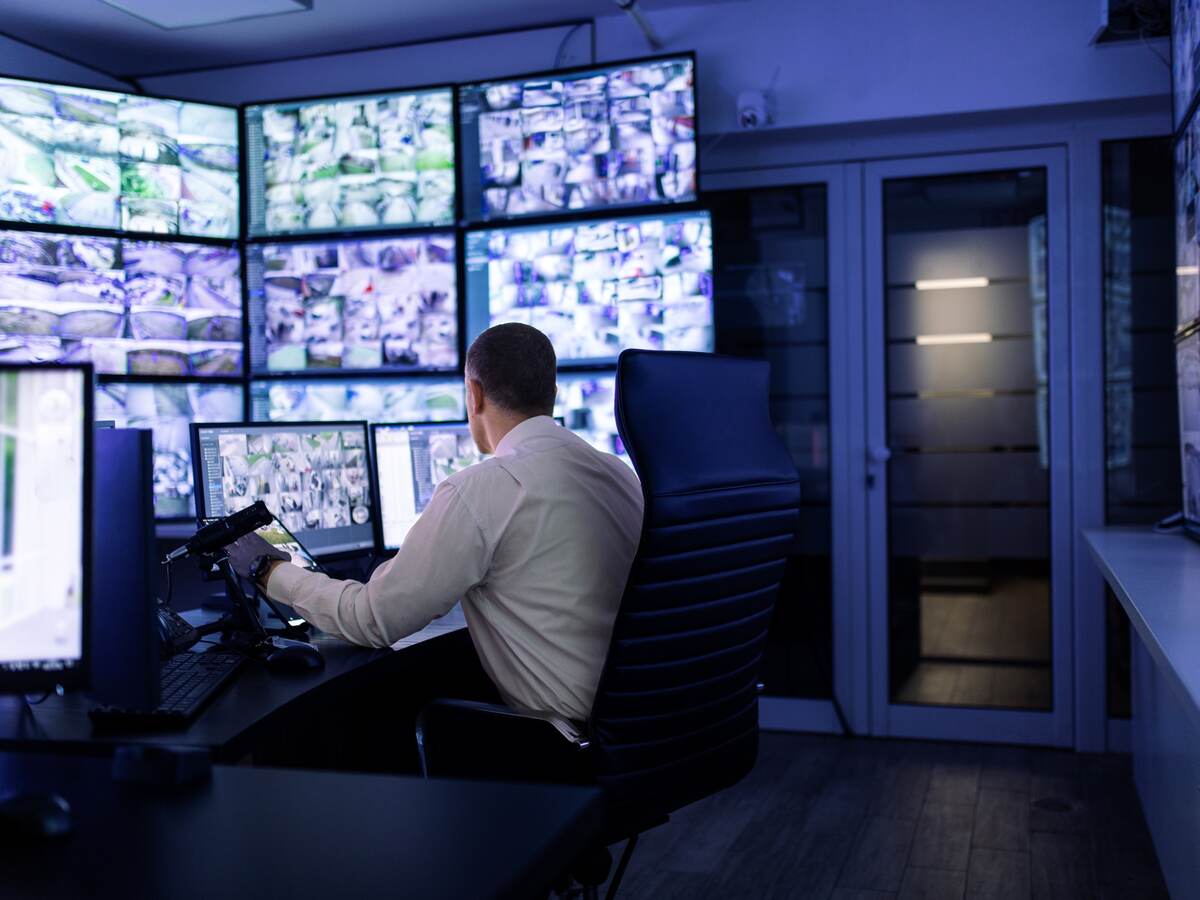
[415,698,593,784]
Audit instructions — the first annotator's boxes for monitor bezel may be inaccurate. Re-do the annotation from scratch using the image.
[241,81,460,241]
[0,361,93,694]
[368,418,473,552]
[189,417,378,559]
[0,71,242,242]
[460,205,716,371]
[456,49,700,226]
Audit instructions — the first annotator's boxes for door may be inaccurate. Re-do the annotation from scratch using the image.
[862,149,1073,746]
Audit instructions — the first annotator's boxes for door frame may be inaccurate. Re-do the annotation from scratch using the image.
[861,147,1074,747]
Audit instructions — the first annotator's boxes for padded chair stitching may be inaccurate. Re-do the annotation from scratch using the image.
[620,584,778,621]
[596,698,758,755]
[596,655,761,701]
[613,605,774,649]
[640,530,798,563]
[629,557,786,592]
[607,630,767,672]
[650,477,800,499]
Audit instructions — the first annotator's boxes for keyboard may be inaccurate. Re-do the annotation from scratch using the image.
[90,650,245,732]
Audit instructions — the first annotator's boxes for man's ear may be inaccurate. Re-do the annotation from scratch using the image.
[466,378,485,416]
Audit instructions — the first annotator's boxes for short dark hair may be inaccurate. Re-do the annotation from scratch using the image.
[465,323,557,416]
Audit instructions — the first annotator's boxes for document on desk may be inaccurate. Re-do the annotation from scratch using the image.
[390,604,468,650]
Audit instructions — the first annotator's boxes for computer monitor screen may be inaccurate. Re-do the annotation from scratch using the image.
[372,422,484,550]
[193,421,375,557]
[465,210,712,365]
[1179,331,1200,538]
[245,233,456,374]
[95,381,244,519]
[458,55,696,222]
[0,230,242,375]
[1175,1,1200,130]
[1177,121,1200,332]
[250,377,464,424]
[0,364,89,687]
[555,372,627,460]
[0,76,238,237]
[244,87,455,237]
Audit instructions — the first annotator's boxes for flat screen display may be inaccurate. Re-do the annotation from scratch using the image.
[95,380,243,519]
[249,377,464,423]
[555,372,628,461]
[194,421,375,557]
[459,55,695,222]
[0,76,238,237]
[1179,331,1200,536]
[372,422,484,551]
[245,87,455,237]
[1178,118,1200,332]
[465,210,713,365]
[0,365,88,681]
[1176,0,1200,130]
[246,233,456,374]
[0,230,242,376]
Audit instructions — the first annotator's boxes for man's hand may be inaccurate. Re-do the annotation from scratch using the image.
[225,533,289,584]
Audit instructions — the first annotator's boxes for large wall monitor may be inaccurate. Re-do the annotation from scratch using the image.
[0,230,242,376]
[0,363,90,690]
[1176,0,1200,131]
[244,87,455,237]
[1178,118,1200,332]
[95,381,244,519]
[1179,330,1200,541]
[245,233,456,374]
[249,377,464,423]
[465,209,713,365]
[193,420,375,557]
[0,76,238,237]
[459,55,696,222]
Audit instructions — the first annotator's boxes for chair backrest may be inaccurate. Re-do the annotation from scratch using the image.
[589,350,800,821]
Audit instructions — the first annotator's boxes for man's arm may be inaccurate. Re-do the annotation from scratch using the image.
[263,481,491,647]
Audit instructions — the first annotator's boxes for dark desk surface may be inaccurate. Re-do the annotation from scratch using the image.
[0,750,601,900]
[0,607,468,762]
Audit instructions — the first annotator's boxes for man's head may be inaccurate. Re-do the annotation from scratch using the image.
[465,323,557,453]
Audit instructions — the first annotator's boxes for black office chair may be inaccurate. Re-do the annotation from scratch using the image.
[417,350,801,898]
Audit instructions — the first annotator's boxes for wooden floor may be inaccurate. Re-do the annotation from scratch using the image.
[603,732,1167,900]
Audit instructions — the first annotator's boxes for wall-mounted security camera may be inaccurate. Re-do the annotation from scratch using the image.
[737,90,770,130]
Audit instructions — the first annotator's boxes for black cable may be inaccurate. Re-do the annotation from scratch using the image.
[162,557,174,608]
[554,22,587,68]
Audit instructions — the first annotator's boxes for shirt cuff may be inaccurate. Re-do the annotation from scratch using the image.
[264,561,314,603]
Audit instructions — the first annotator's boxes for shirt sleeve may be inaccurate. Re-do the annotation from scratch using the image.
[264,480,491,648]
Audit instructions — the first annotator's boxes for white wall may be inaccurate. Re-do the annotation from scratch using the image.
[0,34,130,91]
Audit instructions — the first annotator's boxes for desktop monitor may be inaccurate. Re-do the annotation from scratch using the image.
[458,54,696,222]
[245,233,457,375]
[0,230,242,375]
[1178,329,1200,541]
[0,75,238,238]
[464,209,713,365]
[249,376,465,424]
[243,86,455,237]
[192,420,376,558]
[371,421,485,551]
[0,363,91,692]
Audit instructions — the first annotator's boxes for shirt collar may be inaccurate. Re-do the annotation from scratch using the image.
[494,415,559,457]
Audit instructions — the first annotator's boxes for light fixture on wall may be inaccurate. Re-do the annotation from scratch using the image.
[1177,265,1199,276]
[100,0,312,30]
[915,333,994,345]
[914,277,990,291]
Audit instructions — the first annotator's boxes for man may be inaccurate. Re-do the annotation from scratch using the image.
[228,323,644,724]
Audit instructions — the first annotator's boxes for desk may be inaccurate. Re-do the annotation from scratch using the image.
[1085,527,1200,900]
[0,607,468,764]
[0,750,601,899]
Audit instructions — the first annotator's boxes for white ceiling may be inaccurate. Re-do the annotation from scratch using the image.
[0,0,717,81]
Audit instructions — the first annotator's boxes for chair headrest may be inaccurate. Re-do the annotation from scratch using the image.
[615,350,795,497]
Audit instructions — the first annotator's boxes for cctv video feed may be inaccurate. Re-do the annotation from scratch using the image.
[375,423,484,550]
[248,234,456,373]
[0,76,238,237]
[466,211,713,365]
[96,381,244,519]
[460,56,696,221]
[0,367,86,672]
[196,423,375,556]
[0,230,242,376]
[1178,332,1200,526]
[249,378,465,424]
[246,87,455,236]
[554,373,628,461]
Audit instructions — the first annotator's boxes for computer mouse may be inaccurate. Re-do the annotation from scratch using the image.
[263,636,325,672]
[0,792,72,839]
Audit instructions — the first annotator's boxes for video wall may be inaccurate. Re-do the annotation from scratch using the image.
[2,53,702,520]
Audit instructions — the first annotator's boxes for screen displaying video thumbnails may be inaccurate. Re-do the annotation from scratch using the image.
[554,373,629,463]
[466,210,712,365]
[0,76,238,238]
[460,55,695,221]
[1178,332,1200,529]
[95,380,244,519]
[0,230,242,376]
[374,423,485,550]
[247,233,456,374]
[196,423,375,557]
[250,377,465,423]
[245,87,454,237]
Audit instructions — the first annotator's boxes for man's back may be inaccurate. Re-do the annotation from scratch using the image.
[448,416,644,721]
